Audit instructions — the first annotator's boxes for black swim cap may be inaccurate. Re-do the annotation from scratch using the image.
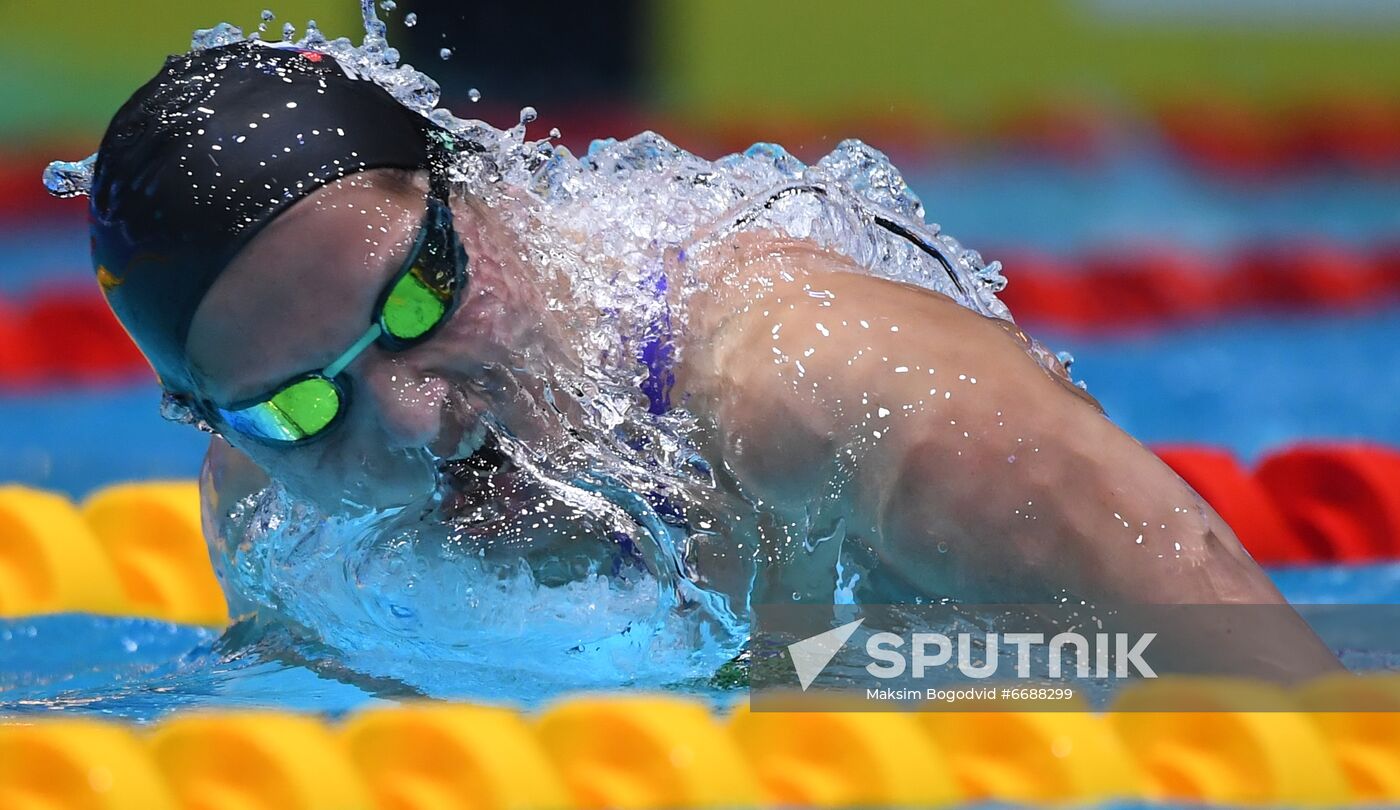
[90,40,446,391]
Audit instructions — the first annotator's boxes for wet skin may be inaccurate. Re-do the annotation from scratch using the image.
[676,238,1340,677]
[191,171,1340,678]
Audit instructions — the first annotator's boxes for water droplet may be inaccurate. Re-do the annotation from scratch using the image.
[404,11,417,26]
[42,154,97,198]
[549,127,562,139]
[1055,350,1075,370]
[936,541,949,554]
[380,0,397,10]
[439,47,452,60]
[260,9,274,21]
[519,106,538,124]
[190,22,245,52]
[467,87,481,102]
[282,21,295,40]
[791,591,802,601]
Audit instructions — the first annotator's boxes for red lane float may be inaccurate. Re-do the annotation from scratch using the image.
[0,154,83,223]
[992,242,1400,331]
[572,99,1400,171]
[0,295,43,386]
[24,287,148,385]
[1256,445,1400,564]
[0,286,148,389]
[992,251,1095,324]
[1225,243,1385,310]
[1159,444,1400,565]
[1155,97,1400,173]
[1290,97,1400,171]
[994,103,1112,164]
[1156,101,1293,176]
[1077,248,1223,327]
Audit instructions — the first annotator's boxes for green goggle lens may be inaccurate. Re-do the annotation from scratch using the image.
[208,197,465,446]
[218,376,343,443]
[381,267,450,341]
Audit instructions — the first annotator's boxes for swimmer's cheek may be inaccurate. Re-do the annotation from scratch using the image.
[199,438,271,548]
[200,438,271,513]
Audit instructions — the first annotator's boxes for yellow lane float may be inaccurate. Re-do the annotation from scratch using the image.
[81,482,227,626]
[0,486,128,618]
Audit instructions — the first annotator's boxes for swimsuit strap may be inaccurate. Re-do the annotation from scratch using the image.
[632,183,963,416]
[637,268,676,415]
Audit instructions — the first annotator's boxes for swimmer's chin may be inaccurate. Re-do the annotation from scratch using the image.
[290,452,446,515]
[322,471,439,515]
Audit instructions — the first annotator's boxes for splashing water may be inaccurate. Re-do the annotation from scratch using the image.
[41,154,96,198]
[39,1,1073,703]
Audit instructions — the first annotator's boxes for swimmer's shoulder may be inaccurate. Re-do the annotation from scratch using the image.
[681,232,964,347]
[679,237,1102,413]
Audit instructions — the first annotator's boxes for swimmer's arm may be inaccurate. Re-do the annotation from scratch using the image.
[687,258,1339,677]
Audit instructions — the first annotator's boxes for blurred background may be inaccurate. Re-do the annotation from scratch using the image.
[0,1,1397,564]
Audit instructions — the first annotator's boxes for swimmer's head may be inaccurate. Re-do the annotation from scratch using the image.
[90,40,446,393]
[90,41,550,510]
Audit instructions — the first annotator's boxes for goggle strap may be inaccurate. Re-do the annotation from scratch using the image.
[324,323,382,378]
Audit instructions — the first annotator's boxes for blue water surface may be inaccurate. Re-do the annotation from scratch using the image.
[1036,306,1400,461]
[0,385,206,495]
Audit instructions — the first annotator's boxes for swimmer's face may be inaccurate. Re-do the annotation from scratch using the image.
[185,170,524,511]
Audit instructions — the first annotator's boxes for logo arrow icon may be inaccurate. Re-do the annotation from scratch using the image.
[787,618,865,690]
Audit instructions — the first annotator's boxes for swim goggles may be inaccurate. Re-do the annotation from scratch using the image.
[164,194,469,446]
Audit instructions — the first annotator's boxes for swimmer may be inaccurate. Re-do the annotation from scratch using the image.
[78,41,1337,679]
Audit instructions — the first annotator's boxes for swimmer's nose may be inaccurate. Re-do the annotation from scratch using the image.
[357,355,448,449]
